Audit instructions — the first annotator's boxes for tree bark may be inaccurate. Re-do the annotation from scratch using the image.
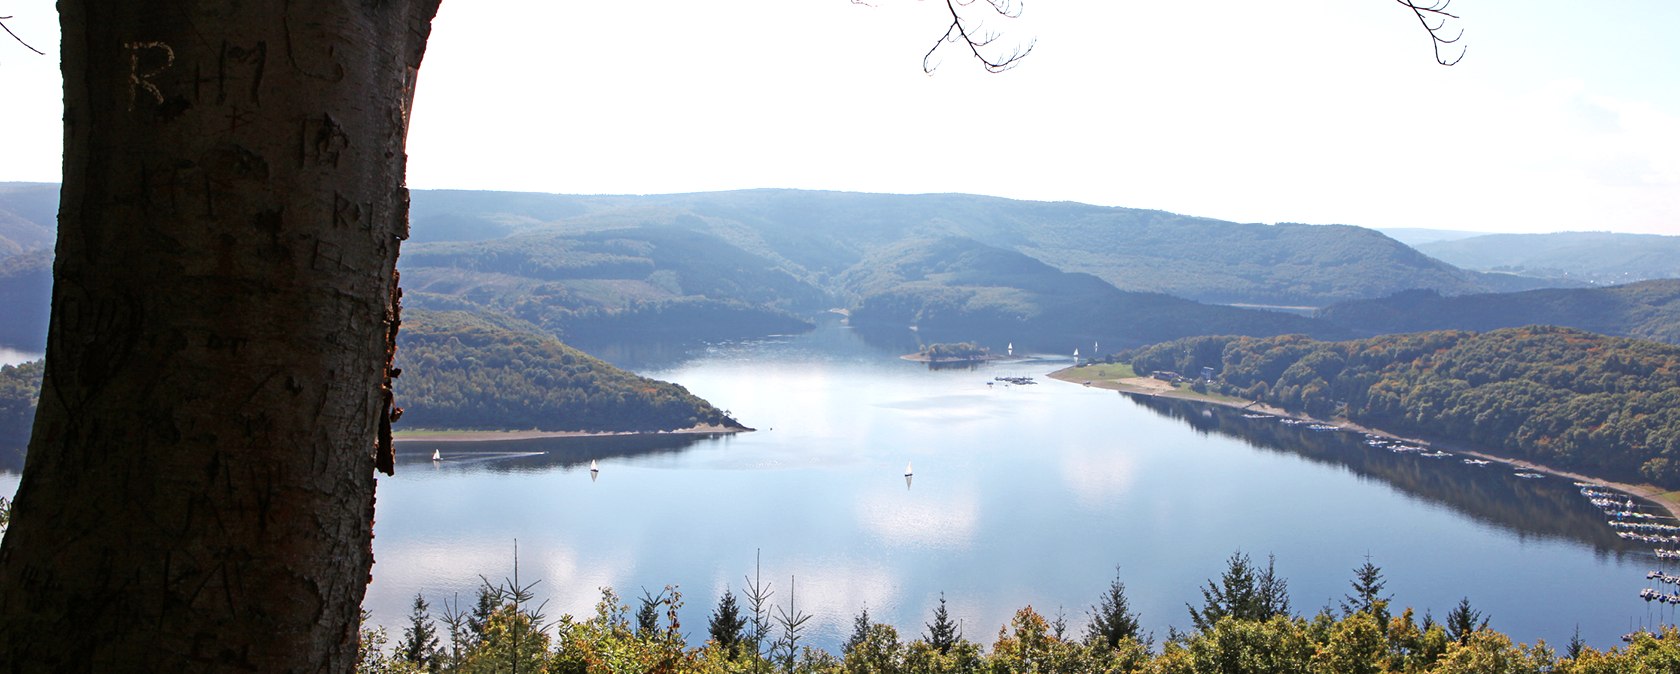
[0,1,440,670]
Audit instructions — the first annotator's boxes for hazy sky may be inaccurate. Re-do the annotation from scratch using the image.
[2,1,1676,235]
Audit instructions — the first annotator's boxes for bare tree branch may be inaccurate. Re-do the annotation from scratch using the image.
[922,0,1035,74]
[0,15,45,57]
[877,0,1459,76]
[1396,0,1465,66]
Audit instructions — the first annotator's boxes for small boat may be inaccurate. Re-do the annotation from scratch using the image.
[431,449,441,461]
[590,459,599,472]
[904,461,913,477]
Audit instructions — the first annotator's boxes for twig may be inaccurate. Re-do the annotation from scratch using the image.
[0,16,45,56]
[923,0,1034,73]
[1395,0,1465,66]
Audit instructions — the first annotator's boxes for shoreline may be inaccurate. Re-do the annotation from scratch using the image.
[1048,367,1680,521]
[394,423,751,443]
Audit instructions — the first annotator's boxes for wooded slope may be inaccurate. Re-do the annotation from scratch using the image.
[1320,280,1680,345]
[393,309,744,432]
[1125,326,1680,486]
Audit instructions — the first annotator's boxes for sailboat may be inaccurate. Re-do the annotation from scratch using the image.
[431,449,441,461]
[1007,341,1013,356]
[590,459,599,473]
[904,461,913,477]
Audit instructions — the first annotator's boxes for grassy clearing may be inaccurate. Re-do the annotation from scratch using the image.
[1066,362,1136,379]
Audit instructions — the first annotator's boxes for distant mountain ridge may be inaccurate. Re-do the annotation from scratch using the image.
[10,182,1664,358]
[409,188,1570,306]
[3,183,1582,305]
[1417,231,1680,285]
[1375,227,1492,247]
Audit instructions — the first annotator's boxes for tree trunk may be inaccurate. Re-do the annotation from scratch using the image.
[0,1,440,670]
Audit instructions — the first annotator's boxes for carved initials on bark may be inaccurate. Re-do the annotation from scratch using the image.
[301,115,350,167]
[125,41,175,111]
[332,192,368,230]
[217,40,267,105]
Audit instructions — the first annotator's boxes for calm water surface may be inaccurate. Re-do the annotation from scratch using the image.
[0,323,1657,649]
[363,319,1676,651]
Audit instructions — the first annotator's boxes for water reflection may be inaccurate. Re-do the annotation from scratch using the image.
[393,432,732,474]
[1126,394,1644,556]
[357,322,1668,651]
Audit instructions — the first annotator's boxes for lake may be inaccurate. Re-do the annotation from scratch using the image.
[360,318,1673,652]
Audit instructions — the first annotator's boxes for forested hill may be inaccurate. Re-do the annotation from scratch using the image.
[399,225,821,344]
[0,183,56,258]
[406,188,1564,306]
[841,237,1343,348]
[393,309,745,433]
[0,183,1614,356]
[1319,279,1680,345]
[1123,326,1680,487]
[0,312,747,448]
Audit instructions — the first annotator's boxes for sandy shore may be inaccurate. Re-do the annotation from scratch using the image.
[394,424,750,442]
[1049,367,1680,521]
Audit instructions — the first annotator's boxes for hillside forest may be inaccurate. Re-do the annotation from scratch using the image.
[396,310,742,433]
[1123,326,1680,488]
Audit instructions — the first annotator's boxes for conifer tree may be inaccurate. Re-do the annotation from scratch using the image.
[772,576,812,671]
[845,605,872,656]
[925,593,962,654]
[1258,554,1291,619]
[468,582,500,643]
[1445,597,1488,644]
[1189,551,1290,631]
[1340,557,1391,625]
[398,593,442,671]
[743,552,775,670]
[709,588,748,658]
[1086,569,1143,648]
[1566,624,1586,661]
[637,587,667,637]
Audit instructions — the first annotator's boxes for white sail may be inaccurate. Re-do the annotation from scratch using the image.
[590,459,599,471]
[904,461,913,477]
[431,449,441,461]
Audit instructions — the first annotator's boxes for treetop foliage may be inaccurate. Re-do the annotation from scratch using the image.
[359,552,1680,674]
